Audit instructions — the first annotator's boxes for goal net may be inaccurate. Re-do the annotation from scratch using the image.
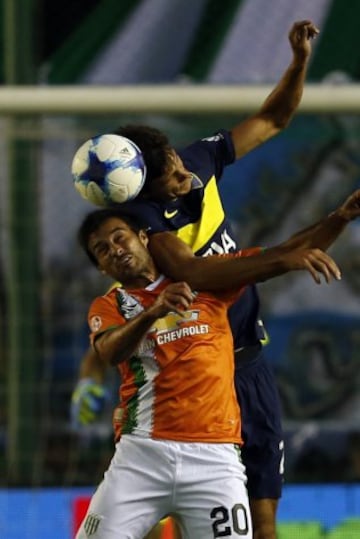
[1,85,360,495]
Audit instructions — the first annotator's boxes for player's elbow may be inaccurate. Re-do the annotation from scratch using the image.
[276,115,292,130]
[266,113,290,132]
[260,110,293,132]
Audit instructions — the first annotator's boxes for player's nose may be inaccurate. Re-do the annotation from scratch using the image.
[109,243,124,257]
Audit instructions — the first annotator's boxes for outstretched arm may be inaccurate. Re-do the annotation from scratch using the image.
[148,233,340,291]
[231,20,319,159]
[149,190,360,290]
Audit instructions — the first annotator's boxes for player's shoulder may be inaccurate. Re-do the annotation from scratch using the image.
[180,129,234,162]
[180,129,235,186]
[91,287,118,308]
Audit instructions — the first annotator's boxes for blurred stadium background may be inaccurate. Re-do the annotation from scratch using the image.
[1,0,360,537]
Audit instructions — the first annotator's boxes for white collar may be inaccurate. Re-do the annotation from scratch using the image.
[145,274,166,291]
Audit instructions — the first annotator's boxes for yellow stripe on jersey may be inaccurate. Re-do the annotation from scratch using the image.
[176,176,225,253]
[106,282,120,294]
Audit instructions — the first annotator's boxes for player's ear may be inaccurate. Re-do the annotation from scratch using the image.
[138,229,149,248]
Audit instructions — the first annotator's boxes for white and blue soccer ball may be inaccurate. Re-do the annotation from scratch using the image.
[71,134,147,206]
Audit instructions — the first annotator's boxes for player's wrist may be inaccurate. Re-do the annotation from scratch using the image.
[291,52,309,69]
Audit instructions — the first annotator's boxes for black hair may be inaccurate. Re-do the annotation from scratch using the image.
[78,208,146,267]
[113,124,172,194]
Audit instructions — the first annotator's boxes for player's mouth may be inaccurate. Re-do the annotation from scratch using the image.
[116,253,133,268]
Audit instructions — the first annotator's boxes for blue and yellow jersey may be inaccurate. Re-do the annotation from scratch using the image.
[120,129,265,349]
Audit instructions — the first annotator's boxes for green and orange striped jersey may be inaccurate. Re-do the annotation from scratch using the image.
[88,275,244,444]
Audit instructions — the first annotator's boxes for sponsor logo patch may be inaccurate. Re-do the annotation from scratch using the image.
[90,316,102,332]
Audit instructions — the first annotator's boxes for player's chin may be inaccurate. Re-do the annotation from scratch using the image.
[115,265,133,279]
[111,262,130,279]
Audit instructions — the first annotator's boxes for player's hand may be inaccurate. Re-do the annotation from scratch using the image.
[335,189,360,222]
[289,20,319,61]
[70,378,108,428]
[283,248,341,284]
[149,282,195,318]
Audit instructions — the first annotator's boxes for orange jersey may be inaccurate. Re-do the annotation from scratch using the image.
[89,276,243,444]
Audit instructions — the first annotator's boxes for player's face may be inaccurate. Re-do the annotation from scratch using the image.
[88,217,157,286]
[148,150,193,201]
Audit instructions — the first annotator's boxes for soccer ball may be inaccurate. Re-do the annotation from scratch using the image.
[71,134,147,206]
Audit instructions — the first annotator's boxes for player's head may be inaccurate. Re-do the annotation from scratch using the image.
[78,208,157,286]
[114,124,193,201]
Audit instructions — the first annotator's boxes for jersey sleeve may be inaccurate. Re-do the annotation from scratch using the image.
[180,129,235,186]
[88,295,125,346]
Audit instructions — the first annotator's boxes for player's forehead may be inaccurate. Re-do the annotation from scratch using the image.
[100,216,132,233]
[89,217,133,245]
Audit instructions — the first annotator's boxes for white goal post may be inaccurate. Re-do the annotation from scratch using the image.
[0,84,359,114]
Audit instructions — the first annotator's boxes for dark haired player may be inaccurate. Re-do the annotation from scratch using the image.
[75,189,360,539]
[72,20,320,539]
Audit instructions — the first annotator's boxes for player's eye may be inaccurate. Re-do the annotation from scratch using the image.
[95,244,108,257]
[113,232,126,244]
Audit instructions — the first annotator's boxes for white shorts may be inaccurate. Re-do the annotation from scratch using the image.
[76,435,252,539]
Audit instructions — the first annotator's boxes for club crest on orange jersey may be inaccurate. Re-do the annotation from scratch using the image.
[116,289,143,319]
[90,315,102,332]
[151,310,200,334]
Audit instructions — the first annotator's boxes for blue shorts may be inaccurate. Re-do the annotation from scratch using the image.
[234,347,284,500]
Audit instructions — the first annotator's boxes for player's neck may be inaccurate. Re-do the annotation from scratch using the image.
[122,269,159,289]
